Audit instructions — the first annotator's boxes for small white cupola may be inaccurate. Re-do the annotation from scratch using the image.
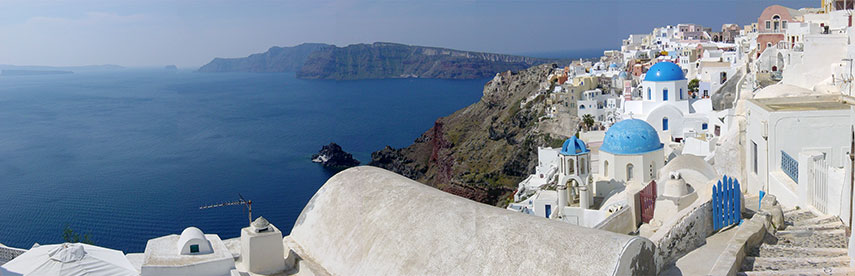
[663,172,689,197]
[251,216,270,233]
[177,227,213,255]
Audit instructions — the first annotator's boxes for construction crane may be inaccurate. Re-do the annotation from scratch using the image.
[199,194,253,226]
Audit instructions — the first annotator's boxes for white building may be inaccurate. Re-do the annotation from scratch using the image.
[508,137,622,228]
[135,227,236,276]
[623,61,714,141]
[578,88,622,125]
[745,94,853,217]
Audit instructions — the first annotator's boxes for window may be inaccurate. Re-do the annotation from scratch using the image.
[649,162,655,179]
[752,140,758,174]
[626,164,634,181]
[647,88,652,100]
[680,88,684,100]
[567,159,575,175]
[662,117,669,131]
[663,88,669,100]
[580,157,586,174]
[765,20,771,29]
[702,123,708,130]
[604,161,609,177]
[782,20,787,29]
[190,244,199,253]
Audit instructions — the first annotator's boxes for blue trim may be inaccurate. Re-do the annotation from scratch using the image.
[663,89,669,101]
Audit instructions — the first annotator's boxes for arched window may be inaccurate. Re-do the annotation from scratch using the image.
[626,163,634,181]
[567,158,575,175]
[663,88,669,101]
[662,117,669,131]
[604,161,609,177]
[580,157,586,175]
[647,88,652,100]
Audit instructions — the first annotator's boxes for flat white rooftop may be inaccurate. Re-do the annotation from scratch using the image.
[749,94,854,112]
[143,234,233,266]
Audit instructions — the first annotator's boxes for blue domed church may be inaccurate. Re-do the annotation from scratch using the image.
[593,119,665,197]
[622,61,713,141]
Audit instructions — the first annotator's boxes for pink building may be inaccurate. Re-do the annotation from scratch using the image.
[756,5,803,55]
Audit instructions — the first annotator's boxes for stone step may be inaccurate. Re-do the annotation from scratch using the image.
[741,256,850,272]
[784,210,819,225]
[773,229,847,249]
[752,245,848,258]
[787,215,839,227]
[784,221,846,231]
[782,208,802,215]
[739,266,855,276]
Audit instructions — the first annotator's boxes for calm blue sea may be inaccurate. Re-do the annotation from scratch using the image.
[0,70,486,253]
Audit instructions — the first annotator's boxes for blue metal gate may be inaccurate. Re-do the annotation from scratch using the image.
[712,175,742,231]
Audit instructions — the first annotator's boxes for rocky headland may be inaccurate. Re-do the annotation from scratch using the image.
[369,64,578,205]
[198,42,569,80]
[312,143,361,169]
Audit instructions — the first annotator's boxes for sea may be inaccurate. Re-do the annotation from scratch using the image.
[0,69,486,253]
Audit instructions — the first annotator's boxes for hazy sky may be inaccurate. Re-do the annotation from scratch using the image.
[0,0,817,68]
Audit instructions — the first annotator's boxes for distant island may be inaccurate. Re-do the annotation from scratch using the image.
[1,70,73,76]
[164,65,178,70]
[198,42,570,80]
[0,64,124,72]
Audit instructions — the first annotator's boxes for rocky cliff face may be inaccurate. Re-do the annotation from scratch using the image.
[297,42,567,80]
[199,42,567,80]
[198,43,330,73]
[369,64,577,206]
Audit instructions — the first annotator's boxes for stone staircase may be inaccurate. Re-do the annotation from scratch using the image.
[738,209,854,275]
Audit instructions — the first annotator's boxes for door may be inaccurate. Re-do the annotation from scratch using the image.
[545,205,552,218]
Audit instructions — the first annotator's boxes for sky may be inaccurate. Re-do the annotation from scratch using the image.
[0,0,818,68]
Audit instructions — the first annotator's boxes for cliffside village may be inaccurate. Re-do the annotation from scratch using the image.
[6,1,855,275]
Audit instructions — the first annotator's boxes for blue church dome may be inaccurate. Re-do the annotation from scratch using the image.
[559,136,589,156]
[643,61,685,82]
[600,119,663,155]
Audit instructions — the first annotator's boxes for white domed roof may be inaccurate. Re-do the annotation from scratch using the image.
[177,227,212,255]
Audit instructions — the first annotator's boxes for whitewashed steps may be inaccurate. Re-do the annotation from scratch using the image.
[738,266,855,276]
[753,245,848,258]
[741,256,850,271]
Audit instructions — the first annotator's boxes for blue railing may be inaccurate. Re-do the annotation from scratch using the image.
[781,151,799,183]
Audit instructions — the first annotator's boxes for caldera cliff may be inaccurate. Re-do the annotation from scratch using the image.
[199,42,568,80]
[369,64,579,206]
